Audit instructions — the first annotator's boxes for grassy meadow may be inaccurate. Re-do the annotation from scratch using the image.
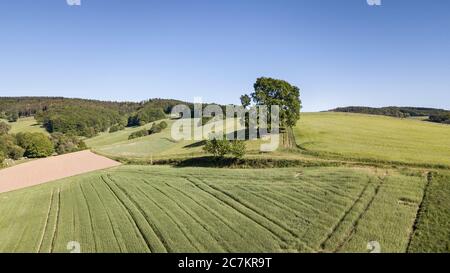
[294,112,450,167]
[1,117,48,135]
[0,165,428,253]
[86,118,264,160]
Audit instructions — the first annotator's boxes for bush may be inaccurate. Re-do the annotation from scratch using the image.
[0,121,11,135]
[0,151,5,166]
[109,124,125,133]
[128,129,149,140]
[7,112,19,122]
[51,133,87,155]
[203,136,247,159]
[0,134,24,160]
[149,123,162,134]
[8,145,25,160]
[16,132,54,158]
[159,121,168,129]
[203,137,231,158]
[229,140,246,159]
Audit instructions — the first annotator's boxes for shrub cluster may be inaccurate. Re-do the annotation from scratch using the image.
[15,132,55,158]
[128,129,149,140]
[127,107,166,127]
[50,133,87,155]
[203,136,246,159]
[109,124,126,133]
[429,113,450,124]
[0,134,25,161]
[0,122,25,163]
[0,122,11,135]
[128,121,168,140]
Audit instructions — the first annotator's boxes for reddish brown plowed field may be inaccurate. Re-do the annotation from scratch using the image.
[0,150,121,193]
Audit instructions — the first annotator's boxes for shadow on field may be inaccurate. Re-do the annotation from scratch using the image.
[183,140,206,148]
[153,156,341,169]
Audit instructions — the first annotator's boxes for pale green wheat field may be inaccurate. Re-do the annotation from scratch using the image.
[0,165,426,253]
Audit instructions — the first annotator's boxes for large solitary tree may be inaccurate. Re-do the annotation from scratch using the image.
[241,77,301,129]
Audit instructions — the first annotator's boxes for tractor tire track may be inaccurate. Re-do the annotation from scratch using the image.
[163,181,247,252]
[36,189,55,253]
[79,183,98,252]
[185,176,296,245]
[135,181,201,252]
[319,177,375,251]
[48,188,62,253]
[406,172,433,253]
[108,175,170,252]
[90,182,124,252]
[101,175,152,253]
[235,185,315,227]
[144,181,228,252]
[333,176,386,253]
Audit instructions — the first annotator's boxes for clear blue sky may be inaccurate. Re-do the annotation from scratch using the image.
[0,0,449,111]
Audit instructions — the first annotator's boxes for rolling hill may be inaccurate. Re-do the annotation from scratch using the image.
[294,112,450,168]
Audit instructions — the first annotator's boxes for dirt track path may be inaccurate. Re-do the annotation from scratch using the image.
[0,150,121,194]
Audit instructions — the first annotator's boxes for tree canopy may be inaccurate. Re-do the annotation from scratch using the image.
[242,77,301,128]
[16,132,54,158]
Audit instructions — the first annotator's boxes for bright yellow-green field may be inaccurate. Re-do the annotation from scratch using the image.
[1,117,48,135]
[294,112,450,167]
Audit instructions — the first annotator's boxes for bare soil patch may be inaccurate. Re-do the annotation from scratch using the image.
[0,150,121,193]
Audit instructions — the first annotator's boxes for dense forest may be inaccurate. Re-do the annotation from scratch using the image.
[331,106,450,124]
[0,97,193,137]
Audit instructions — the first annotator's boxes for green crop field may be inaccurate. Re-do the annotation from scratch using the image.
[0,165,430,253]
[408,172,450,252]
[1,117,49,135]
[294,112,450,167]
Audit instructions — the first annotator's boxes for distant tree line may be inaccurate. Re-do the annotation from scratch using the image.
[331,106,450,123]
[0,97,140,120]
[429,113,450,124]
[0,97,195,138]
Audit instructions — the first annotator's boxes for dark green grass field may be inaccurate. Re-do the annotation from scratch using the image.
[0,165,429,253]
[408,172,450,252]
